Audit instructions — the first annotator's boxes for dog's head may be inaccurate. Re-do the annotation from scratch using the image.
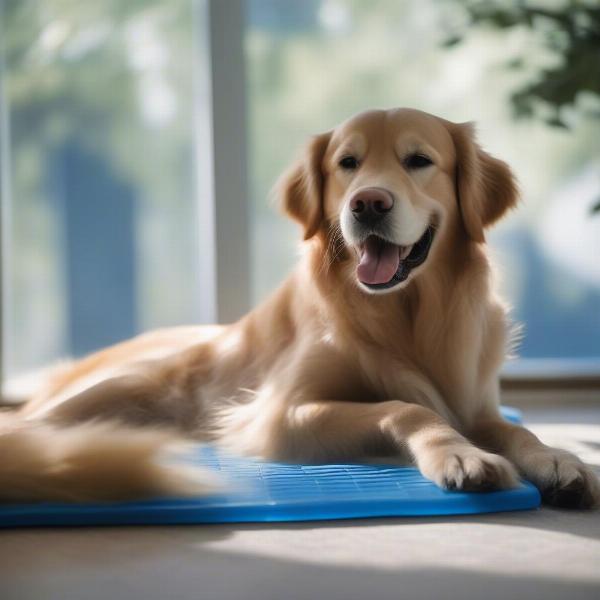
[279,108,518,293]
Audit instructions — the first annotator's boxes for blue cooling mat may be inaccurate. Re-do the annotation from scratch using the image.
[0,406,540,527]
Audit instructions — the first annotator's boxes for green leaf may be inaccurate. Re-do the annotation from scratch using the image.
[441,35,463,47]
[545,116,569,129]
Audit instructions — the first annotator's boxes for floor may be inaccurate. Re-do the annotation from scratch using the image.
[1,406,599,600]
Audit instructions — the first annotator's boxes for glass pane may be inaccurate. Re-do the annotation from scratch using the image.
[245,0,600,360]
[1,0,202,377]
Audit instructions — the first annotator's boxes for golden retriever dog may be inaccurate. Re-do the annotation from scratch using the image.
[1,108,598,508]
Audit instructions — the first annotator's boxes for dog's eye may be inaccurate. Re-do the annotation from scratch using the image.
[339,156,359,170]
[404,153,433,170]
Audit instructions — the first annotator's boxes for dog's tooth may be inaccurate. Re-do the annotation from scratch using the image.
[400,245,413,260]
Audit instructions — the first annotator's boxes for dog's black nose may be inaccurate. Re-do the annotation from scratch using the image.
[349,188,394,225]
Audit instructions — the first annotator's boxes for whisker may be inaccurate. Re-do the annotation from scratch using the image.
[318,223,344,276]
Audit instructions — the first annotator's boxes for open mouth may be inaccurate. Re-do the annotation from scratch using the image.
[357,226,435,290]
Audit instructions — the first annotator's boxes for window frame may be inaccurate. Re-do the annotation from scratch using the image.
[194,0,251,324]
[0,26,9,389]
[501,358,600,405]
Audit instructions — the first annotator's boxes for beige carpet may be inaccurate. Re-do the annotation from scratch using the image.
[1,406,599,600]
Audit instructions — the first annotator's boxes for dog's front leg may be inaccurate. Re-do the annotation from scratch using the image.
[272,400,518,492]
[469,416,600,508]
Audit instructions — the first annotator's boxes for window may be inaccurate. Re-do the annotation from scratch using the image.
[1,0,203,377]
[1,0,599,386]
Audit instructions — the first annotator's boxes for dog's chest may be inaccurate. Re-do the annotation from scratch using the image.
[345,333,477,424]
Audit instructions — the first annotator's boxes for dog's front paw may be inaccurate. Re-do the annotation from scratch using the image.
[419,445,519,492]
[518,448,600,509]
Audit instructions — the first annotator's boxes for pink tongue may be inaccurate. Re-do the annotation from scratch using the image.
[357,238,400,285]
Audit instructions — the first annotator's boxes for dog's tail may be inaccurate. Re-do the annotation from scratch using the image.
[0,415,219,503]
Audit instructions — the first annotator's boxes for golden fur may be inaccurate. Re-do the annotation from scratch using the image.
[1,108,598,508]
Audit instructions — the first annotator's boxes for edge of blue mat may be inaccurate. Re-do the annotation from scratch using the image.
[0,483,540,527]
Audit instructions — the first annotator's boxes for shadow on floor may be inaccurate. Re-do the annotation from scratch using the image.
[1,545,598,600]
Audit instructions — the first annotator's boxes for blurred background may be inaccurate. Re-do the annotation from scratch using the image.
[0,0,599,381]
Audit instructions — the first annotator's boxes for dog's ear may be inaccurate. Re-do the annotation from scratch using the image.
[449,122,519,242]
[277,131,332,240]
